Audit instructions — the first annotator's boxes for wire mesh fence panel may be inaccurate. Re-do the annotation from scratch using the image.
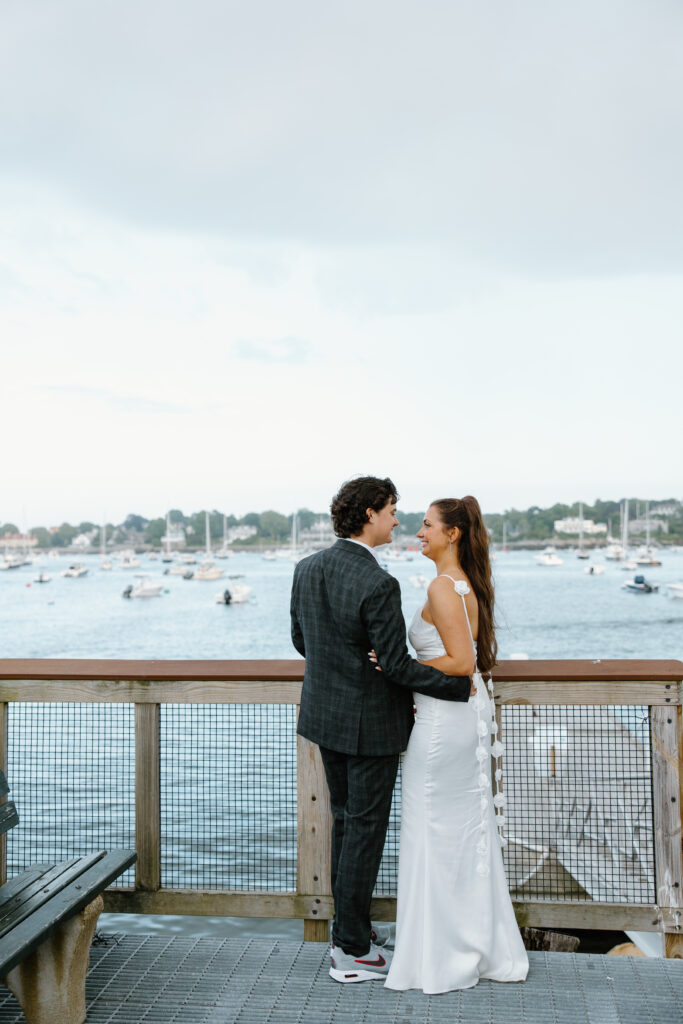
[375,761,401,895]
[161,704,298,890]
[501,705,655,903]
[6,703,136,887]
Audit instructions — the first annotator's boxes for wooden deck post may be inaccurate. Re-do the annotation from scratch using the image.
[297,734,332,942]
[651,703,683,958]
[135,703,161,891]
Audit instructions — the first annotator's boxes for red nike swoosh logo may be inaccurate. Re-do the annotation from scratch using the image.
[355,955,385,967]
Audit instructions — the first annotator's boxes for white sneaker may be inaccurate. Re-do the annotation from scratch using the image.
[329,942,392,983]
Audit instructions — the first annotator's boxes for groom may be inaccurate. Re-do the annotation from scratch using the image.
[290,475,471,982]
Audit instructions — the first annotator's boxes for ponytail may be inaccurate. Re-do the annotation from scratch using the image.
[431,496,497,674]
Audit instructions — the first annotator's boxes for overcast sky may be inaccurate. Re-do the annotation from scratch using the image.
[2,1,682,527]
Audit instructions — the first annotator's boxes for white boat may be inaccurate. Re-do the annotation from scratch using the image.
[33,572,52,583]
[619,560,638,571]
[100,560,113,571]
[0,556,23,571]
[634,504,662,566]
[165,563,190,576]
[195,562,223,581]
[262,551,277,561]
[118,550,141,569]
[621,574,659,594]
[584,564,605,575]
[383,548,414,562]
[666,583,683,599]
[179,553,196,565]
[215,583,252,604]
[61,563,88,578]
[410,573,429,588]
[604,543,626,561]
[48,549,60,560]
[122,575,163,598]
[536,553,563,566]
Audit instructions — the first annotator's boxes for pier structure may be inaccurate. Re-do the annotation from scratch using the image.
[0,656,681,1022]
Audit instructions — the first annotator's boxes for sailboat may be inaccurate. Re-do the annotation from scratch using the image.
[577,503,590,559]
[214,515,234,559]
[635,502,662,567]
[161,511,177,563]
[99,521,112,570]
[194,511,224,580]
[605,501,628,561]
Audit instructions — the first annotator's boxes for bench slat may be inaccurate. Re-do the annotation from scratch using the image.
[0,850,136,977]
[0,865,54,909]
[0,802,19,837]
[0,856,102,937]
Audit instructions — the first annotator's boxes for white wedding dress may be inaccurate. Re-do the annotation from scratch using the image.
[384,577,528,993]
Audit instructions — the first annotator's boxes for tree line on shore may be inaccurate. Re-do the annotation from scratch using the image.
[2,497,682,549]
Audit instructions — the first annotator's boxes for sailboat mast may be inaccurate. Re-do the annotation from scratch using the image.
[622,499,629,553]
[205,510,211,558]
[578,502,584,551]
[645,501,650,549]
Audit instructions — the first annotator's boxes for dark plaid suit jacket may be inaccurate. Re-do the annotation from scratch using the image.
[291,539,471,756]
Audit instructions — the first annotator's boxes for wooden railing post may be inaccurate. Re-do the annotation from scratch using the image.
[135,703,161,891]
[0,702,7,885]
[651,701,683,958]
[297,734,332,942]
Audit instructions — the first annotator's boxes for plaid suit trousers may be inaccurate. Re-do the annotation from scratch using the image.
[319,745,399,956]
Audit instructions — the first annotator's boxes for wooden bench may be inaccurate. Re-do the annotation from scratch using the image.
[0,771,136,1024]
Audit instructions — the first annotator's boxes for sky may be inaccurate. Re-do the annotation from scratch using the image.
[2,1,682,528]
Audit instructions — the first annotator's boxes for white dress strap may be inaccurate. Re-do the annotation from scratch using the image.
[437,573,507,867]
[437,575,475,652]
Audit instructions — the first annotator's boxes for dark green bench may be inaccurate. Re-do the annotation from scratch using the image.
[0,771,136,1024]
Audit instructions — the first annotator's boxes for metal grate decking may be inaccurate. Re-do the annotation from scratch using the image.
[1,934,681,1024]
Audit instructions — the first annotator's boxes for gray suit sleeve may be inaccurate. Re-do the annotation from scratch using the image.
[290,570,306,657]
[362,575,471,702]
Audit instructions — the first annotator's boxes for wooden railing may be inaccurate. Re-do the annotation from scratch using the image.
[0,658,681,955]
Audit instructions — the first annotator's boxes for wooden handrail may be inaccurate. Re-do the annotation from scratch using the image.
[0,657,681,682]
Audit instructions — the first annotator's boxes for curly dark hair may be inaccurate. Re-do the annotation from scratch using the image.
[330,476,399,538]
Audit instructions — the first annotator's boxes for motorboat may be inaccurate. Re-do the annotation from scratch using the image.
[0,556,23,571]
[584,564,605,575]
[621,574,659,594]
[165,563,190,576]
[536,553,563,566]
[61,564,88,578]
[122,575,163,598]
[33,572,52,583]
[118,553,141,569]
[666,582,683,600]
[215,583,252,604]
[383,548,414,562]
[194,561,224,581]
[410,574,429,589]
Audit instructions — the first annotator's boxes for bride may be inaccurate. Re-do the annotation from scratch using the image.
[376,496,528,993]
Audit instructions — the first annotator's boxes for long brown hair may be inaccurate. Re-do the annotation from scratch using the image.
[431,496,497,674]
